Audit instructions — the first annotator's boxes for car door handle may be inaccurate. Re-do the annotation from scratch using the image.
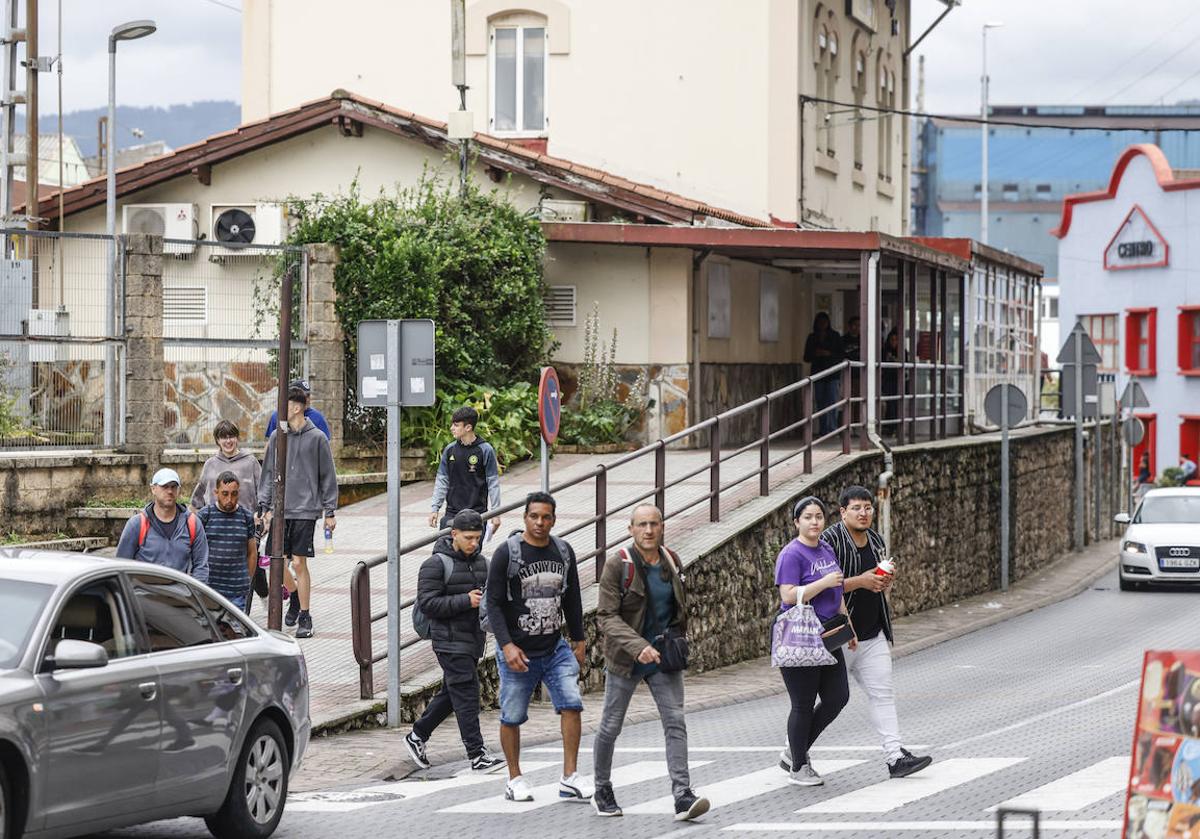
[227,667,244,685]
[138,681,157,701]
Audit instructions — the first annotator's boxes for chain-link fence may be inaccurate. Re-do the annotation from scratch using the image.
[161,239,306,447]
[0,229,123,449]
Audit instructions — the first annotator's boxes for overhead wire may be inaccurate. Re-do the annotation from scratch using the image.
[1106,29,1200,102]
[1065,9,1200,103]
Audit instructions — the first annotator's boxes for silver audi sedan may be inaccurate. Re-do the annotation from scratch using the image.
[0,550,310,839]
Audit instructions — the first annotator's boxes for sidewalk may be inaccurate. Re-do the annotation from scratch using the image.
[254,441,843,729]
[291,536,1120,793]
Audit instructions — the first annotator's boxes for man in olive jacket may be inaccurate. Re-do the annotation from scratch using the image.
[592,504,709,822]
[403,510,504,773]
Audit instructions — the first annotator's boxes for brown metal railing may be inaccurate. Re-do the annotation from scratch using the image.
[351,361,868,700]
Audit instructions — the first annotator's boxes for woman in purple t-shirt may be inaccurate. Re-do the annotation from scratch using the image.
[774,496,856,786]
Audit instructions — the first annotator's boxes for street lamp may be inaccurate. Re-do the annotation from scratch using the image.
[104,19,156,448]
[980,21,1003,246]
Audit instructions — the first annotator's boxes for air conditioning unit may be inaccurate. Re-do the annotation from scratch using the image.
[209,203,286,258]
[122,204,199,255]
[28,307,69,362]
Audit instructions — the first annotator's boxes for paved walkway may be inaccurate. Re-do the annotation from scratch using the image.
[291,537,1121,793]
[253,441,845,728]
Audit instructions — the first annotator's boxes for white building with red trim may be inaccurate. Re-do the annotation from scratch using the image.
[1052,144,1200,480]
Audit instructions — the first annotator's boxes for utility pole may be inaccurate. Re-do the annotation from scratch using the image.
[449,0,472,196]
[23,0,34,230]
[980,22,1002,246]
[0,0,25,230]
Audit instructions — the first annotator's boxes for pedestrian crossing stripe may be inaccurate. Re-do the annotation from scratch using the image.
[796,758,1026,814]
[722,820,1124,832]
[437,760,712,814]
[623,760,865,815]
[287,761,556,812]
[987,756,1129,812]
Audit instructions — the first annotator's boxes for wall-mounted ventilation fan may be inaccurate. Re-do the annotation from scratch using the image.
[213,207,257,245]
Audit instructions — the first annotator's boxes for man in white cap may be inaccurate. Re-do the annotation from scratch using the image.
[116,467,210,584]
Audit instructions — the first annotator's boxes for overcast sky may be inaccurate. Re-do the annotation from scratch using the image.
[35,1,1200,116]
[911,0,1200,113]
[34,0,241,113]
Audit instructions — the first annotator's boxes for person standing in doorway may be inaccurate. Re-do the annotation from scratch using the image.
[190,420,262,513]
[804,312,844,438]
[592,504,710,821]
[404,510,505,773]
[774,496,854,786]
[196,471,258,613]
[780,486,933,779]
[842,316,862,362]
[116,467,209,584]
[428,406,502,532]
[258,386,338,639]
[486,492,590,804]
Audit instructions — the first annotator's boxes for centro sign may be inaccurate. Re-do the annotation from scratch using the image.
[1104,204,1168,271]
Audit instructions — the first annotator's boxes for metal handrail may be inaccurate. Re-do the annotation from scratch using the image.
[350,359,958,699]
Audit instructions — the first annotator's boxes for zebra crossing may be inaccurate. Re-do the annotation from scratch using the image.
[286,747,1130,833]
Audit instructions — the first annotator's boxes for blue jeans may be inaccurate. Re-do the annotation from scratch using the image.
[496,638,583,726]
[816,377,840,437]
[219,592,247,613]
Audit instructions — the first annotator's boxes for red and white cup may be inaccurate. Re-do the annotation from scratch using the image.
[874,558,895,577]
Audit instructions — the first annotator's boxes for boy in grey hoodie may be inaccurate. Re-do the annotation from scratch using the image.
[258,387,338,638]
[190,419,262,512]
[116,467,210,583]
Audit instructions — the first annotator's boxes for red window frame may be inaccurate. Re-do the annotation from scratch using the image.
[1179,306,1200,375]
[1133,412,1157,479]
[1124,308,1157,376]
[1182,417,1200,484]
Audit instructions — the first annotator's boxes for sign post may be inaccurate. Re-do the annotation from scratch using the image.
[538,367,562,492]
[1057,323,1102,551]
[357,318,435,728]
[1119,379,1150,517]
[985,384,1027,591]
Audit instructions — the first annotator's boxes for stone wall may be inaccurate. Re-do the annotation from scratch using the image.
[122,234,166,475]
[699,363,807,446]
[164,360,278,445]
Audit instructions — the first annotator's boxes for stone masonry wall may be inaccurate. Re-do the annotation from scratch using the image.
[121,234,165,475]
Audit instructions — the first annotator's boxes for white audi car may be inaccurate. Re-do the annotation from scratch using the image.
[1116,488,1200,591]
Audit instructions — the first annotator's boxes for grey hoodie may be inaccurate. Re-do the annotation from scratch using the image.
[257,418,338,519]
[190,449,262,511]
[115,503,210,584]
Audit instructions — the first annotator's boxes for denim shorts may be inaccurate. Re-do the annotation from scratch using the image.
[496,637,583,726]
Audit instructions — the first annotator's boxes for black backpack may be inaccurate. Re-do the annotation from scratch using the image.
[411,555,455,641]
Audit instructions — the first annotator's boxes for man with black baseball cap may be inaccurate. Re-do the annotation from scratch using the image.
[266,379,331,440]
[404,509,505,772]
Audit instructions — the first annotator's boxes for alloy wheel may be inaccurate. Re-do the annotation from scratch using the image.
[243,733,284,824]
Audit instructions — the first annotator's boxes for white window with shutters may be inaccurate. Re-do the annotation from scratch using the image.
[163,286,207,322]
[544,285,576,326]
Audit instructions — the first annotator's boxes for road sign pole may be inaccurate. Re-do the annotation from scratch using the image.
[386,319,402,729]
[540,437,549,492]
[1000,384,1010,591]
[1073,329,1084,551]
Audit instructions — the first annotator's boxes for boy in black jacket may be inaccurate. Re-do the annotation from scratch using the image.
[404,510,505,772]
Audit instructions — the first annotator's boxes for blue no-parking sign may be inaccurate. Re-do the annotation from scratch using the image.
[538,366,561,445]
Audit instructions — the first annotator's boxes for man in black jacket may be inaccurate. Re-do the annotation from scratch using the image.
[404,510,505,772]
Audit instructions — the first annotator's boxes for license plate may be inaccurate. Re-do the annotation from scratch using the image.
[1160,557,1200,570]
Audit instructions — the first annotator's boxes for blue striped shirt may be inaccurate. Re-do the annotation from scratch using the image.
[197,504,255,598]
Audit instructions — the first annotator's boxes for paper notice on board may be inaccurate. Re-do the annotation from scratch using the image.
[370,353,385,371]
[410,377,426,395]
[361,377,385,399]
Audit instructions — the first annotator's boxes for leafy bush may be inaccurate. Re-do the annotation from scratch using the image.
[0,350,24,439]
[406,378,540,471]
[559,400,640,447]
[1157,467,1186,488]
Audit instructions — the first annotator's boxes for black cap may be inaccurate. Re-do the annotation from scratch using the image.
[290,379,311,394]
[451,510,484,532]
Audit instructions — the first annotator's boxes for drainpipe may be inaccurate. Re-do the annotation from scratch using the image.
[863,250,895,549]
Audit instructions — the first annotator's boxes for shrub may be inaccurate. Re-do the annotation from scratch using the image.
[406,378,540,471]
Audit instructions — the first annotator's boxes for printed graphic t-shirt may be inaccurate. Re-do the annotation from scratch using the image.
[486,537,585,658]
[774,539,843,623]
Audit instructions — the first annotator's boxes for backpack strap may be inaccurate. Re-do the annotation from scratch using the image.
[549,534,573,594]
[137,511,150,548]
[438,554,455,587]
[618,547,637,600]
[504,533,524,602]
[186,512,197,545]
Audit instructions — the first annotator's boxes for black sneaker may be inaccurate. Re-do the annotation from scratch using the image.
[888,749,933,779]
[592,784,622,817]
[404,731,430,769]
[284,591,301,627]
[470,750,506,773]
[674,789,710,822]
[295,611,313,639]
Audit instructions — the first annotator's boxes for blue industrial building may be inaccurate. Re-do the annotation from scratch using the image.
[914,106,1200,277]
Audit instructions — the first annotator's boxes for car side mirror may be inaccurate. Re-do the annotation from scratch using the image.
[45,639,109,671]
[1113,513,1131,525]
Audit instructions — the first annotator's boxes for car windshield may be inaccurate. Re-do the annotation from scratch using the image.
[0,580,54,668]
[1135,496,1200,524]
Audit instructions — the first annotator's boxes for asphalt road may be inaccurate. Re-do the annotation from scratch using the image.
[93,570,1196,839]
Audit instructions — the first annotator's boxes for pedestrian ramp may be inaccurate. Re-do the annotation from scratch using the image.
[288,750,1132,828]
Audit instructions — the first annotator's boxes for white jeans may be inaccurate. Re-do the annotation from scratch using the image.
[844,631,904,763]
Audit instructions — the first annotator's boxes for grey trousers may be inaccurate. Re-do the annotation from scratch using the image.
[593,668,690,798]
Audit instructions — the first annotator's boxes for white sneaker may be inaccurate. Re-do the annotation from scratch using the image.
[559,772,594,801]
[505,774,534,802]
[788,763,824,786]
